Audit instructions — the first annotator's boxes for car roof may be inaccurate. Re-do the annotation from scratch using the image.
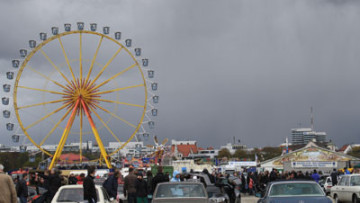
[157,182,204,186]
[269,180,318,185]
[58,185,103,189]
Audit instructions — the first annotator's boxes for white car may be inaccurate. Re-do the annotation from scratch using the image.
[51,185,117,203]
[330,174,360,203]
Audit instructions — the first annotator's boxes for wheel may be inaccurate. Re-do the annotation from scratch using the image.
[5,23,158,169]
[334,194,341,203]
[353,194,359,203]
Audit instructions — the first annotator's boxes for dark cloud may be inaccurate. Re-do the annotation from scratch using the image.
[1,0,360,149]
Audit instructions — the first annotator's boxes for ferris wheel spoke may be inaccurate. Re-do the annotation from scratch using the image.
[39,49,72,86]
[79,33,83,81]
[91,63,137,91]
[27,66,71,92]
[93,103,136,128]
[49,99,80,170]
[92,98,144,108]
[58,38,77,83]
[39,106,73,146]
[17,98,68,110]
[85,36,104,84]
[24,102,70,130]
[90,84,144,96]
[89,106,122,144]
[89,46,123,87]
[79,109,83,163]
[81,99,112,168]
[18,86,71,96]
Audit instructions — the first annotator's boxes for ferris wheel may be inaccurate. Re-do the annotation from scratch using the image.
[1,22,159,169]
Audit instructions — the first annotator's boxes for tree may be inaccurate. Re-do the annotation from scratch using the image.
[233,149,248,159]
[349,146,360,158]
[217,148,231,158]
[261,146,282,161]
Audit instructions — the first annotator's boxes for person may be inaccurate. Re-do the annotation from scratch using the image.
[103,170,119,199]
[17,173,28,203]
[269,168,277,182]
[331,169,338,186]
[146,171,153,202]
[0,164,17,203]
[135,173,148,203]
[68,174,77,185]
[311,169,320,183]
[124,167,137,203]
[170,171,181,182]
[152,167,169,194]
[344,167,351,174]
[83,166,97,203]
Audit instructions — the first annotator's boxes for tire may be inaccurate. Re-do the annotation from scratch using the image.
[334,194,341,203]
[353,194,359,203]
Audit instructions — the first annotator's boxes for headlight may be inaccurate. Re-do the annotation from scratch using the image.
[209,197,226,203]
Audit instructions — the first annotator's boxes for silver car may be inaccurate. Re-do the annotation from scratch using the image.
[152,182,208,203]
[331,174,360,203]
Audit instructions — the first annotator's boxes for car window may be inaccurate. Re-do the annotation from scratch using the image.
[327,178,332,183]
[338,177,347,186]
[269,183,324,197]
[350,176,360,186]
[57,188,99,202]
[155,184,206,198]
[342,176,350,186]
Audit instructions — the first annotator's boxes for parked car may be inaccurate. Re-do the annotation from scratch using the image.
[257,180,332,203]
[319,176,332,195]
[331,174,360,203]
[51,185,117,203]
[152,182,208,203]
[189,173,230,202]
[117,184,127,203]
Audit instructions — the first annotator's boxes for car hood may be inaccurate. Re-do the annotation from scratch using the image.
[265,196,331,203]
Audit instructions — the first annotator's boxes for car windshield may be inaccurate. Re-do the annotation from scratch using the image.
[269,183,324,197]
[155,184,206,198]
[351,176,360,186]
[57,188,99,202]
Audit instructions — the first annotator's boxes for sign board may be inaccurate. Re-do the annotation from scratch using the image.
[228,161,257,167]
[291,161,337,168]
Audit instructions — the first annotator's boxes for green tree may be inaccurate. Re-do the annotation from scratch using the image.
[217,148,231,158]
[233,149,248,159]
[349,146,360,158]
[261,146,282,161]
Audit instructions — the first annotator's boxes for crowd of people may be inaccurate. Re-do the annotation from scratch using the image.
[0,162,357,203]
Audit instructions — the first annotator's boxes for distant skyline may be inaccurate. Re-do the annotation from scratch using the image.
[1,0,360,149]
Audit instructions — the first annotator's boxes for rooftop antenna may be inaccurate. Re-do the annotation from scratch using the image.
[310,106,314,130]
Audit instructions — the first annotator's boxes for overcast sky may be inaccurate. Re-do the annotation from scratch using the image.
[1,0,360,149]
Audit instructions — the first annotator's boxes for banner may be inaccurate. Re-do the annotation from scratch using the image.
[291,161,337,168]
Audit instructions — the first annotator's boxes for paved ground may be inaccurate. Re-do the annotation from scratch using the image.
[241,194,259,203]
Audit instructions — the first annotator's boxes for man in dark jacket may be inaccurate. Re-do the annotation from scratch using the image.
[124,168,137,203]
[135,173,148,203]
[331,169,338,186]
[103,170,119,199]
[17,173,28,203]
[151,166,169,194]
[83,166,97,203]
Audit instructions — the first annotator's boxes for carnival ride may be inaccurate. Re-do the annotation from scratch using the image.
[2,22,159,169]
[147,136,168,164]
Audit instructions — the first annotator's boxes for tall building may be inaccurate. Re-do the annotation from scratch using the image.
[291,128,327,145]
